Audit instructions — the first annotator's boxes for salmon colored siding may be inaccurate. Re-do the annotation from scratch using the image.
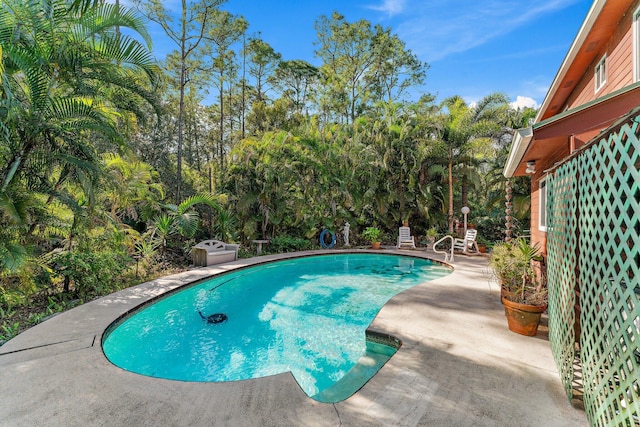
[526,1,640,255]
[530,179,542,248]
[568,12,636,109]
[607,32,634,88]
[529,145,570,255]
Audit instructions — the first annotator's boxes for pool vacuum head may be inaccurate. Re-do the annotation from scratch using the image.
[198,310,228,324]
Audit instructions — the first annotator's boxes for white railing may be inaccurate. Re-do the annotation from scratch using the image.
[433,235,454,262]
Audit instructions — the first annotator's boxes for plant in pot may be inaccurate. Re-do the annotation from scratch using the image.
[426,227,438,245]
[362,226,381,249]
[476,236,488,253]
[490,238,548,336]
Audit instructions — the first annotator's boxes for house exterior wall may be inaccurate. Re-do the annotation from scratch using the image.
[530,178,543,250]
[531,0,640,252]
[567,3,637,112]
[530,142,571,255]
[511,4,640,422]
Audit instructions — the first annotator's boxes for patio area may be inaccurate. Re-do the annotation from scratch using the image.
[0,249,587,426]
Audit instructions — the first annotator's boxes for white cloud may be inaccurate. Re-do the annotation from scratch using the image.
[396,0,580,61]
[517,76,554,102]
[510,96,538,110]
[464,98,478,108]
[367,0,407,16]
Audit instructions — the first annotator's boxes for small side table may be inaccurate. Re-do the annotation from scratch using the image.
[252,239,270,255]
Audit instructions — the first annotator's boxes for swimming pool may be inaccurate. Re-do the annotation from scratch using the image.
[102,253,451,402]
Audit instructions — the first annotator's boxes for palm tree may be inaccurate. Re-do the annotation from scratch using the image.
[146,194,222,258]
[483,105,538,231]
[433,93,509,233]
[350,101,432,229]
[101,154,165,221]
[0,0,159,271]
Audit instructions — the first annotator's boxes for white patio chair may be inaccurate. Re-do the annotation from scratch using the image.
[452,229,479,254]
[397,226,416,249]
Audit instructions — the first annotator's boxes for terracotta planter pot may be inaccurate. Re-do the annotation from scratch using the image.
[371,242,381,249]
[501,297,546,336]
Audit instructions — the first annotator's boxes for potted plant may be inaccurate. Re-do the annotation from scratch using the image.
[490,238,547,336]
[426,227,438,245]
[362,226,381,249]
[477,236,488,253]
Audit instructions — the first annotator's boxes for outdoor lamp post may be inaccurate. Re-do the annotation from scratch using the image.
[461,206,470,235]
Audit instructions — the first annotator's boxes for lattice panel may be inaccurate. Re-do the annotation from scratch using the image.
[576,114,640,426]
[547,160,579,401]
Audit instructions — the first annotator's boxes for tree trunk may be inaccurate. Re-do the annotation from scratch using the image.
[176,1,188,203]
[193,113,201,172]
[448,160,454,233]
[176,67,185,203]
[228,87,234,144]
[461,172,468,209]
[219,74,224,174]
[241,35,246,139]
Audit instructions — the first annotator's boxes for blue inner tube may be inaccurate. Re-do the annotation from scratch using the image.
[319,229,336,249]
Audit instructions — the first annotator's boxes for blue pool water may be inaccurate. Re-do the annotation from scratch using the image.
[102,254,451,401]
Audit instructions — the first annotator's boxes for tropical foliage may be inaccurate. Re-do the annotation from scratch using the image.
[0,0,535,341]
[490,239,547,305]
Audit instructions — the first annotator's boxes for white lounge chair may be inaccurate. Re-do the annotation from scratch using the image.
[453,229,479,254]
[397,226,416,249]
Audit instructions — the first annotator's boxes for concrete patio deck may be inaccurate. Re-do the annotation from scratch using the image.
[0,249,587,426]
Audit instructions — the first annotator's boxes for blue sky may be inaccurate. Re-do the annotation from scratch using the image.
[140,0,593,109]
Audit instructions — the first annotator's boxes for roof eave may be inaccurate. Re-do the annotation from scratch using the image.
[503,127,533,178]
[535,0,607,122]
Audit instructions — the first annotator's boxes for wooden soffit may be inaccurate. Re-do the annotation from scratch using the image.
[508,83,640,177]
[537,0,636,122]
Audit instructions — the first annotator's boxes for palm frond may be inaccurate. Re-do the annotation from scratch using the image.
[0,191,25,225]
[0,240,29,272]
[177,193,221,215]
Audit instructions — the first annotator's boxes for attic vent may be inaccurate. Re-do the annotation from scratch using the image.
[585,41,599,52]
[551,105,559,111]
[563,80,574,88]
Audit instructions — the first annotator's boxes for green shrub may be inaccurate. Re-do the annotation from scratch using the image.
[0,322,20,342]
[237,246,252,259]
[476,215,529,244]
[476,216,506,243]
[0,287,26,309]
[266,235,316,253]
[362,226,381,243]
[50,250,130,299]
